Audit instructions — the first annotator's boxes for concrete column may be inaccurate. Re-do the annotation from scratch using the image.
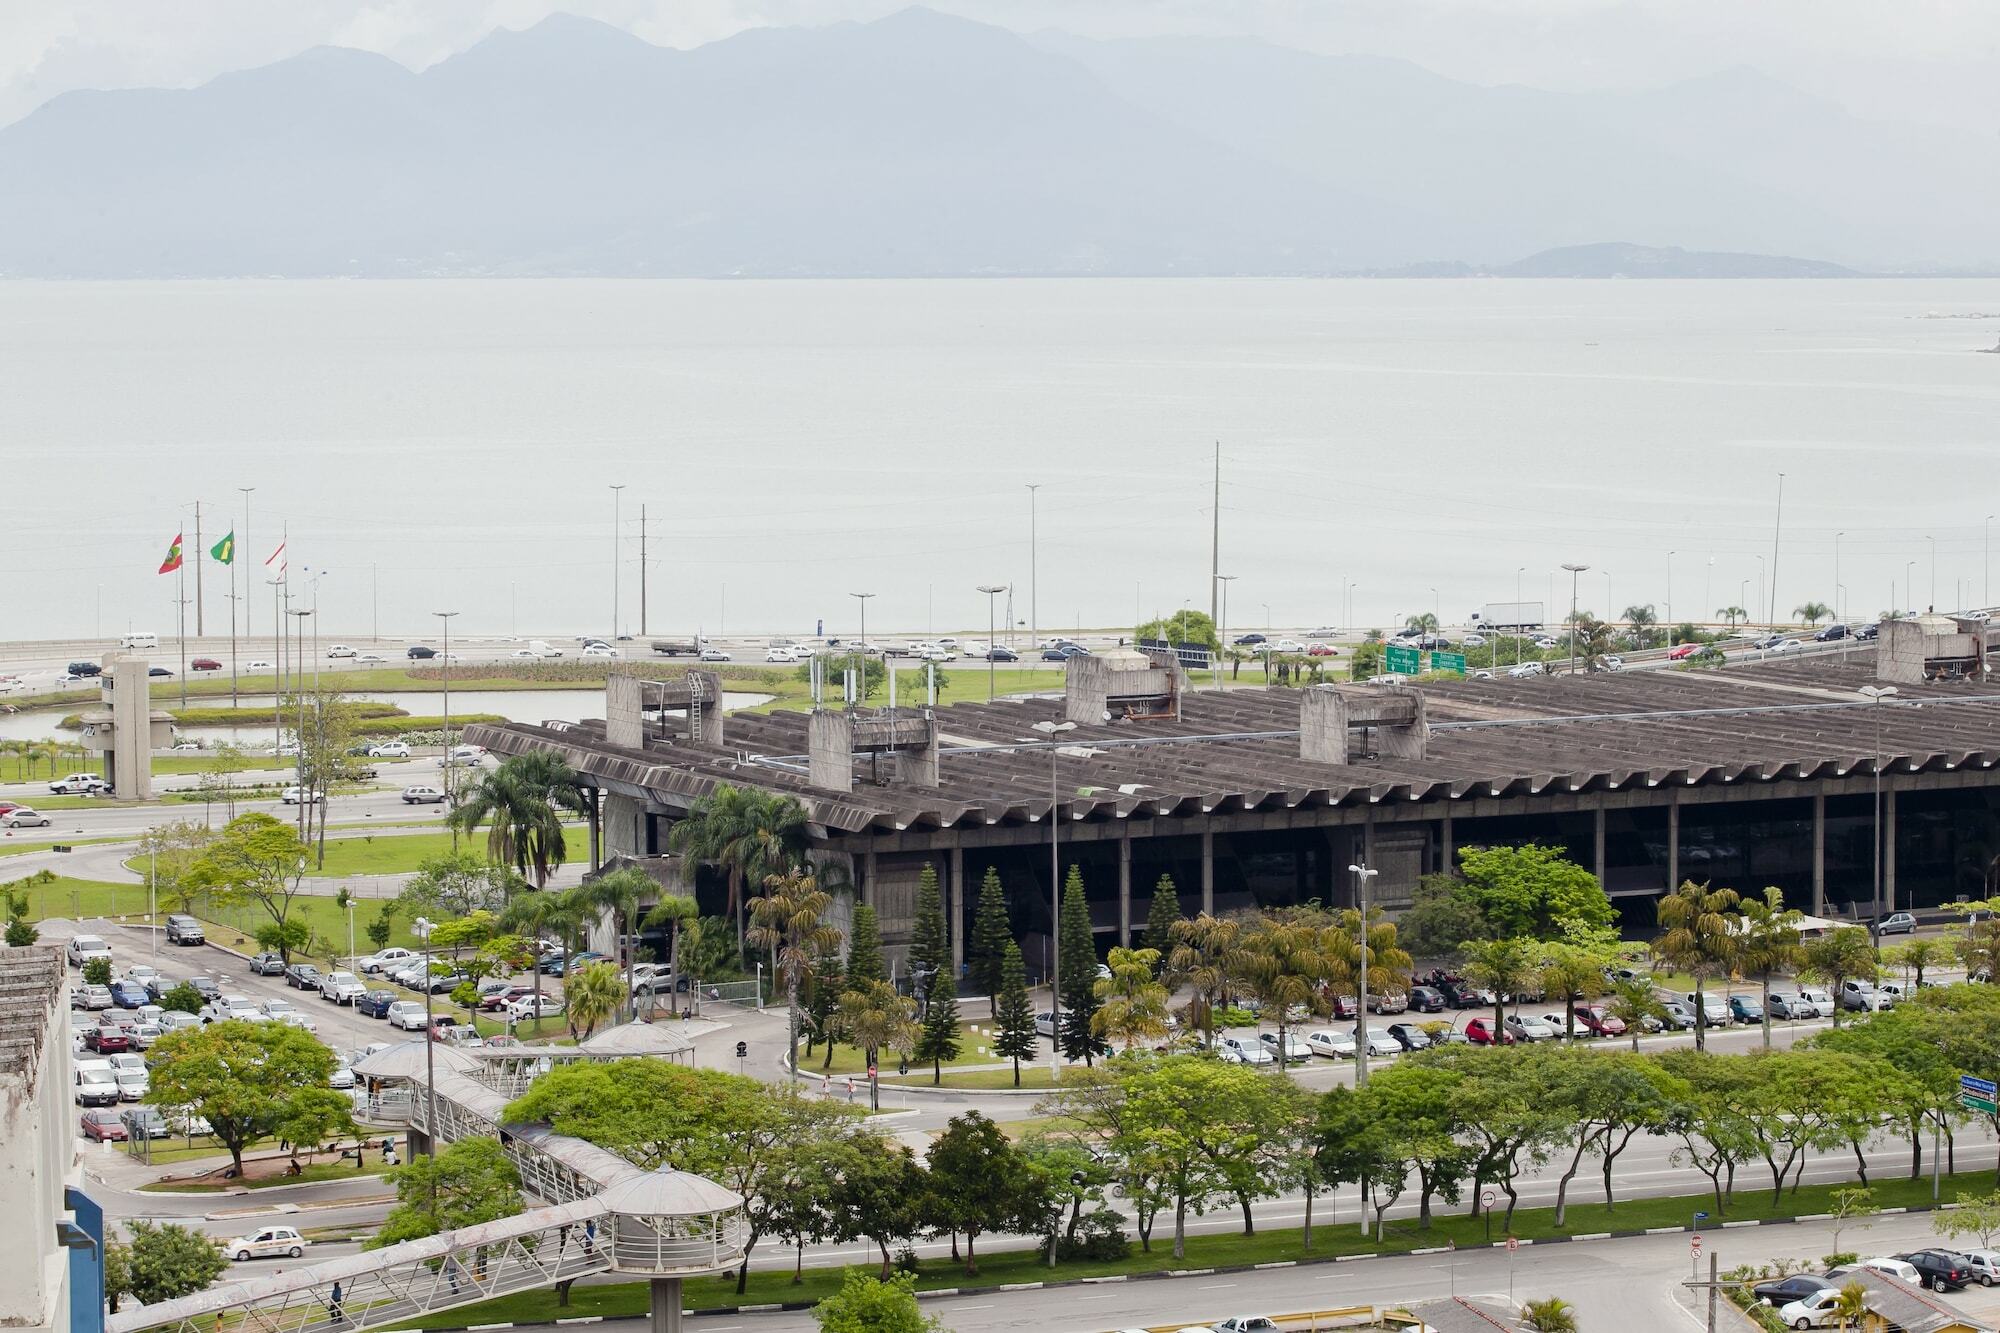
[1667,799,1681,892]
[1441,813,1455,875]
[1118,829,1132,948]
[949,846,965,977]
[1593,807,1607,885]
[649,1277,682,1333]
[587,789,601,872]
[863,848,878,906]
[1884,787,1898,912]
[1812,793,1827,916]
[1200,830,1215,915]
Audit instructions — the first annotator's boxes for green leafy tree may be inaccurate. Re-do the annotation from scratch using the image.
[115,1221,228,1306]
[807,953,845,1068]
[1398,873,1492,960]
[1536,940,1607,1040]
[1092,946,1171,1051]
[400,851,511,918]
[812,1270,943,1333]
[144,1020,352,1176]
[183,812,313,955]
[1737,887,1803,1048]
[1623,603,1659,648]
[1056,868,1105,1065]
[1456,844,1614,940]
[1228,913,1329,1060]
[1135,609,1218,651]
[666,784,809,942]
[446,751,588,888]
[969,867,1012,1015]
[1352,1058,1474,1228]
[1889,936,1946,988]
[1795,601,1833,627]
[824,1137,931,1278]
[1654,879,1742,1050]
[748,870,844,1071]
[1314,1082,1407,1241]
[1605,977,1666,1051]
[1936,1189,2000,1248]
[500,887,586,1027]
[910,877,961,1084]
[837,979,918,1110]
[925,1111,1051,1275]
[368,1137,522,1248]
[579,865,655,1022]
[1446,1046,1571,1229]
[1121,1054,1294,1256]
[102,1236,131,1313]
[1803,926,1879,1029]
[1142,875,1182,960]
[1545,1049,1675,1220]
[82,956,112,987]
[159,981,205,1015]
[1461,936,1541,1036]
[1167,913,1241,1040]
[993,941,1038,1086]
[639,892,700,1015]
[136,821,218,914]
[845,904,886,987]
[365,901,398,951]
[1521,1298,1579,1333]
[1718,605,1747,628]
[251,918,310,962]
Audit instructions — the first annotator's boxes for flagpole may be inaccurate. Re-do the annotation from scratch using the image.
[228,545,238,709]
[238,487,254,652]
[177,545,188,708]
[194,500,205,639]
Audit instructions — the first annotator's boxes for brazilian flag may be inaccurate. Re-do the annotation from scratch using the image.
[210,531,235,565]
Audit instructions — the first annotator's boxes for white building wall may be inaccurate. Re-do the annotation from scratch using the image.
[0,945,76,1333]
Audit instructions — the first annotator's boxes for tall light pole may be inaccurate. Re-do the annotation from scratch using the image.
[1216,575,1237,690]
[610,484,625,640]
[1665,550,1675,634]
[1768,471,1785,633]
[434,611,459,809]
[850,593,874,704]
[1034,719,1077,1023]
[1987,516,1995,608]
[237,486,255,648]
[978,585,1006,700]
[287,607,312,837]
[1561,564,1589,675]
[1515,567,1525,667]
[1346,862,1379,1085]
[1859,685,1898,933]
[1928,534,1937,611]
[1026,484,1040,657]
[412,915,439,1170]
[1835,532,1844,625]
[1906,561,1917,615]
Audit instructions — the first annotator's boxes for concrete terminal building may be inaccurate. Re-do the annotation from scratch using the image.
[468,629,2000,975]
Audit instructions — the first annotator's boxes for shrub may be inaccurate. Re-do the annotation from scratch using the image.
[83,957,112,986]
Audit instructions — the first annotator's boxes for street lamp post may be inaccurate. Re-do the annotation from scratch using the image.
[1515,567,1525,667]
[978,585,1006,701]
[1026,485,1040,660]
[1929,534,1937,611]
[1859,686,1898,933]
[1835,531,1844,625]
[1561,564,1589,675]
[286,608,312,838]
[849,593,875,704]
[434,611,459,811]
[1034,719,1076,1027]
[1346,862,1379,1085]
[1666,550,1675,636]
[412,914,439,1170]
[610,484,625,640]
[1216,575,1237,690]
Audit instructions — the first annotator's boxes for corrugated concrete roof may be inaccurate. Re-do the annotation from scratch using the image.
[0,945,64,1079]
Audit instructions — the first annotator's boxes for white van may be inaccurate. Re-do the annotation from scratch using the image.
[119,632,159,649]
[75,1060,119,1107]
[526,640,563,658]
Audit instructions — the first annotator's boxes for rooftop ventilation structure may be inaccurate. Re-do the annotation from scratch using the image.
[808,709,940,792]
[1067,646,1185,723]
[605,671,725,749]
[1299,683,1429,764]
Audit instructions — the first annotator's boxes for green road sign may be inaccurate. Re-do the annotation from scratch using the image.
[1430,651,1467,676]
[1961,1091,1997,1115]
[1961,1075,1997,1115]
[1385,644,1421,675]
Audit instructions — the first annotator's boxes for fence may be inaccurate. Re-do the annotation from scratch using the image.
[698,978,764,1009]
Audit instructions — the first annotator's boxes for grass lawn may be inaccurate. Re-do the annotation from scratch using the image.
[405,1165,2000,1327]
[7,876,149,920]
[0,836,126,858]
[809,1023,1027,1075]
[122,828,467,882]
[141,1159,396,1191]
[879,1064,1062,1090]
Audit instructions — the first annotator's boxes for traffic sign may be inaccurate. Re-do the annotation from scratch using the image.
[1961,1075,1997,1114]
[1385,644,1421,675]
[1506,1236,1519,1254]
[1481,1188,1496,1209]
[1691,1235,1703,1256]
[1430,651,1467,676]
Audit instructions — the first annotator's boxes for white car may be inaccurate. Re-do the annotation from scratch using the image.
[356,653,388,664]
[329,1066,356,1091]
[916,647,958,662]
[1507,661,1545,678]
[1034,1011,1057,1038]
[203,995,264,1024]
[449,744,487,763]
[508,994,564,1021]
[698,648,732,662]
[1259,1032,1313,1063]
[1359,1026,1402,1057]
[320,972,367,1004]
[245,660,275,671]
[1957,1249,2000,1287]
[1217,1036,1275,1066]
[326,644,357,659]
[1770,638,1804,653]
[1274,639,1306,653]
[1848,1258,1922,1284]
[401,786,447,805]
[49,774,107,795]
[368,741,412,758]
[386,1001,429,1031]
[226,1226,306,1262]
[764,646,800,663]
[280,786,324,804]
[360,947,417,976]
[1303,1028,1356,1059]
[66,935,113,968]
[3,807,53,828]
[1778,1289,1844,1329]
[259,997,301,1022]
[1463,633,1487,647]
[582,645,620,658]
[1796,988,1836,1018]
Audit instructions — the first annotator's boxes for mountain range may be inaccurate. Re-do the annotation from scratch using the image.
[0,7,1991,278]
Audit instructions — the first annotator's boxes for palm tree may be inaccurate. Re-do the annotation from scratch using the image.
[1795,601,1832,627]
[638,894,698,1017]
[1461,937,1539,1037]
[577,866,655,1023]
[1091,946,1172,1050]
[564,960,624,1040]
[1735,886,1802,1048]
[1803,927,1879,1029]
[1831,1281,1868,1333]
[499,886,584,1028]
[1717,605,1747,629]
[1405,612,1440,635]
[1654,880,1741,1051]
[836,979,918,1110]
[1327,907,1413,1041]
[1537,942,1606,1041]
[745,870,842,1070]
[1623,603,1659,648]
[447,752,588,889]
[1228,915,1328,1063]
[1167,914,1241,1039]
[1604,976,1665,1051]
[1521,1298,1578,1333]
[667,786,810,945]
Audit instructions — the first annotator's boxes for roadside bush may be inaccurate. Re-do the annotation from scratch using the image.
[1039,1207,1130,1263]
[83,957,112,986]
[161,982,204,1014]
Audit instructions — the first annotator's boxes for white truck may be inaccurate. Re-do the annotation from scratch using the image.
[1470,601,1545,632]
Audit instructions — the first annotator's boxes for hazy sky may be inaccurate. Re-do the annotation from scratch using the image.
[4,0,1996,129]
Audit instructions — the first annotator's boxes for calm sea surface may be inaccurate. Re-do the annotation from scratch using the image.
[2,279,1997,641]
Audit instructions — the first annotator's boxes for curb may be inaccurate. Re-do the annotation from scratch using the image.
[397,1204,1954,1330]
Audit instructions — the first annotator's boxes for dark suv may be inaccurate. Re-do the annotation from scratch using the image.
[1751,1275,1832,1306]
[406,645,437,659]
[164,914,205,946]
[66,661,103,677]
[1898,1250,1973,1292]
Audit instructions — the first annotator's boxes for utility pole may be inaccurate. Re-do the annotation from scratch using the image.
[1026,484,1040,655]
[1768,472,1785,630]
[1209,443,1221,628]
[610,484,625,641]
[1347,862,1378,1084]
[237,488,254,646]
[1562,563,1590,674]
[193,499,206,638]
[639,502,649,636]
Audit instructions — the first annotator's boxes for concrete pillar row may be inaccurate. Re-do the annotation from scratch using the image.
[1812,793,1827,916]
[1117,830,1132,948]
[1200,830,1215,916]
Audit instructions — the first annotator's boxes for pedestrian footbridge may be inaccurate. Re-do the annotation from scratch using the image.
[108,1025,740,1333]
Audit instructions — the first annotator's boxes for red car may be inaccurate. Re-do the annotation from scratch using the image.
[191,658,222,671]
[479,985,535,1012]
[1464,1018,1517,1045]
[0,800,23,816]
[80,1110,129,1142]
[85,1024,131,1054]
[1307,644,1339,657]
[1577,1006,1628,1038]
[1667,643,1699,661]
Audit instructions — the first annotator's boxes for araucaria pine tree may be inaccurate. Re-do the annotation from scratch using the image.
[1142,874,1182,958]
[911,865,960,1083]
[1056,867,1105,1066]
[808,952,845,1069]
[846,904,886,987]
[970,866,1012,1016]
[992,940,1037,1087]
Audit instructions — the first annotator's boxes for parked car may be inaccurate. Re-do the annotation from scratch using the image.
[1357,1026,1402,1058]
[328,1066,356,1091]
[1386,1022,1432,1051]
[66,934,113,968]
[107,1052,148,1099]
[1217,1036,1276,1065]
[386,1001,429,1031]
[1728,995,1766,1023]
[225,1226,306,1262]
[1776,1288,1846,1329]
[1464,1017,1515,1046]
[260,997,303,1024]
[1211,1319,1281,1333]
[1768,991,1814,1019]
[1257,1032,1313,1064]
[356,990,399,1019]
[285,962,323,990]
[202,995,265,1024]
[1575,1006,1627,1038]
[320,971,366,1004]
[164,914,205,945]
[1303,1028,1356,1059]
[72,984,114,1011]
[1825,1258,1921,1285]
[1896,1250,1974,1292]
[108,980,149,1009]
[85,1023,132,1054]
[1839,979,1890,1012]
[1439,981,1493,1009]
[1504,1014,1557,1043]
[1658,1000,1698,1030]
[183,975,222,1002]
[1406,985,1447,1013]
[1955,1249,2000,1287]
[248,952,286,976]
[1875,911,1918,936]
[506,994,564,1022]
[80,1109,130,1142]
[74,1062,119,1106]
[359,947,417,976]
[368,741,412,758]
[480,984,537,1013]
[1367,991,1409,1015]
[1683,993,1732,1027]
